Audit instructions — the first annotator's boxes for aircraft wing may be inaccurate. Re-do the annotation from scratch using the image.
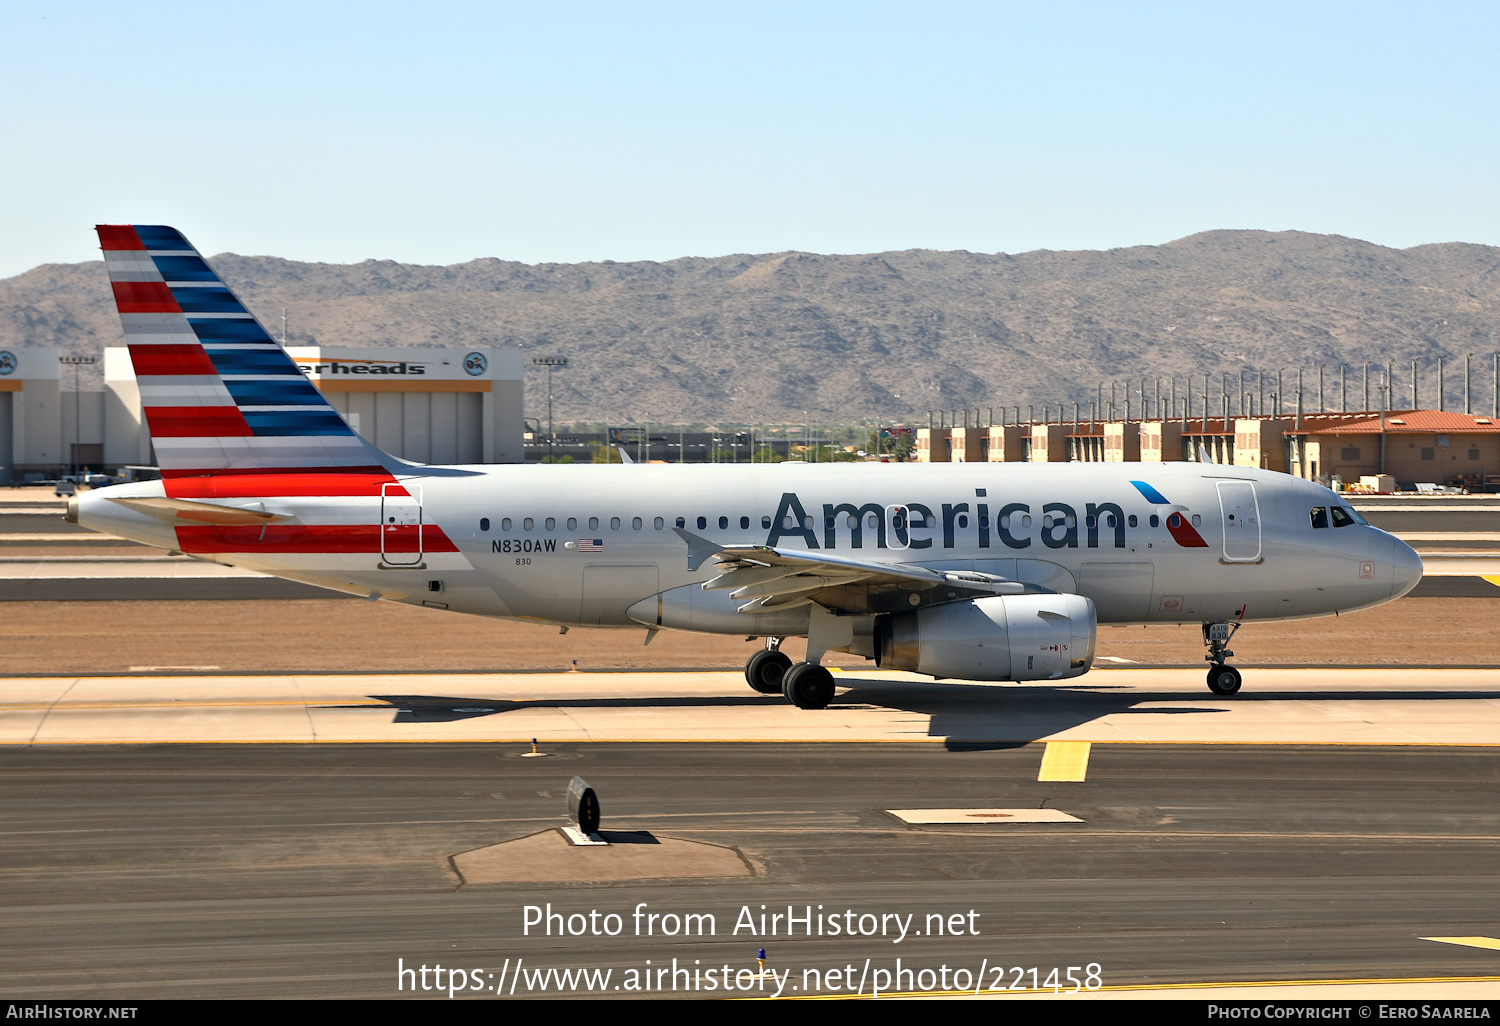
[674,528,1039,615]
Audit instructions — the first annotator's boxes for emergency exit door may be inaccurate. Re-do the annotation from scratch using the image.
[380,482,424,566]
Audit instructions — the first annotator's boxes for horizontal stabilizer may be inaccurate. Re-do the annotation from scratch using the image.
[106,495,294,527]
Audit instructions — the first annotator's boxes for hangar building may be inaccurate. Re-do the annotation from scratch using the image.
[0,345,523,483]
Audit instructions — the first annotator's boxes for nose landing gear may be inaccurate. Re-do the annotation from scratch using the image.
[1203,621,1243,695]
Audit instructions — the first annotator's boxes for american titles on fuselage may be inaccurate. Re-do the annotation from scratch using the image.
[759,490,1203,551]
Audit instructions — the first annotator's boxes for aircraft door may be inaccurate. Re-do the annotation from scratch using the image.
[1216,481,1261,562]
[380,482,424,566]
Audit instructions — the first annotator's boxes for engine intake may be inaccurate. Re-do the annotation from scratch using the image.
[877,594,1097,681]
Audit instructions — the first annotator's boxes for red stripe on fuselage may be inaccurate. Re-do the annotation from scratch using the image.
[173,524,457,554]
[96,225,145,250]
[1166,512,1209,547]
[143,406,254,437]
[164,471,407,498]
[129,344,219,377]
[111,281,179,314]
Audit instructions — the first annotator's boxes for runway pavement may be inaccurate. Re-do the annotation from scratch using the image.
[2,668,1500,1000]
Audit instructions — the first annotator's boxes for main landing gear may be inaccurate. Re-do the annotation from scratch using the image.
[745,640,791,695]
[1203,621,1244,696]
[781,661,835,710]
[743,638,835,709]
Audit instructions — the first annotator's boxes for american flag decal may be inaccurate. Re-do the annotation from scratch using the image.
[578,539,604,552]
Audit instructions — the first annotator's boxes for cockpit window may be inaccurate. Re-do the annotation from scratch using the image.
[1343,505,1369,525]
[1330,506,1356,528]
[1309,506,1329,529]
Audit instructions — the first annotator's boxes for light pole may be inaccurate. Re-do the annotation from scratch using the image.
[530,357,568,462]
[59,355,97,479]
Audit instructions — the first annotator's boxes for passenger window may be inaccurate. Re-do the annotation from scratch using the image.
[610,517,621,530]
[567,517,578,530]
[523,517,534,530]
[846,514,857,528]
[958,514,969,528]
[1330,506,1355,528]
[1309,507,1329,529]
[545,517,555,531]
[588,516,599,530]
[1149,514,1159,528]
[632,517,642,530]
[480,518,490,532]
[761,516,772,529]
[676,516,685,529]
[654,517,664,529]
[978,515,989,529]
[1021,514,1032,528]
[501,517,512,531]
[1000,514,1010,529]
[697,516,707,530]
[740,516,749,529]
[866,514,879,529]
[1128,515,1137,527]
[1190,514,1201,527]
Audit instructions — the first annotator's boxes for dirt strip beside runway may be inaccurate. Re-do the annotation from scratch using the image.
[4,596,1499,675]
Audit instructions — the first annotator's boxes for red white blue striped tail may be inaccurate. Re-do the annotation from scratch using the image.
[97,224,388,477]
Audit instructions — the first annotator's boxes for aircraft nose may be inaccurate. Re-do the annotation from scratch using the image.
[1389,535,1423,600]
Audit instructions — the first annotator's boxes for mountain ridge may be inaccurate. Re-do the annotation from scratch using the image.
[3,229,1497,422]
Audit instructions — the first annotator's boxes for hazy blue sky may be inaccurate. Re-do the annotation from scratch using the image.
[3,1,1498,277]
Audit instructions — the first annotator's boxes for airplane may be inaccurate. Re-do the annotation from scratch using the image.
[70,225,1425,709]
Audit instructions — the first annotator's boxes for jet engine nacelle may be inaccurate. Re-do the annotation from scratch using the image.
[876,593,1097,681]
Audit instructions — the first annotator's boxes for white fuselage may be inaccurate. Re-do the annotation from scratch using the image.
[77,461,1423,637]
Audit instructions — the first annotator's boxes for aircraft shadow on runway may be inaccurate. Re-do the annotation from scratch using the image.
[349,694,785,723]
[834,678,1500,750]
[336,680,1500,750]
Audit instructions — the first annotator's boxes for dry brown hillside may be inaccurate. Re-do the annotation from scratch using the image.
[3,230,1498,423]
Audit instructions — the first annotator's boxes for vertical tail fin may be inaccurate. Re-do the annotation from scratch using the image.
[96,224,387,476]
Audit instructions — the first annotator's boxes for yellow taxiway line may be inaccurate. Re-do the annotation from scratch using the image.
[1037,740,1092,781]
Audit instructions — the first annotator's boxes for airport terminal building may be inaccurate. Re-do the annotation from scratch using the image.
[0,345,524,483]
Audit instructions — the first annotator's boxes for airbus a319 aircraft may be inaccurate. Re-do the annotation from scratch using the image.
[71,226,1424,708]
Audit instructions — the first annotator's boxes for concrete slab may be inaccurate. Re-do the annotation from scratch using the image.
[887,809,1084,824]
[4,666,1500,746]
[451,829,752,884]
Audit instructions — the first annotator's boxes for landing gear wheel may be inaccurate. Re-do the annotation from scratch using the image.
[745,649,792,694]
[1206,665,1242,696]
[781,661,836,710]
